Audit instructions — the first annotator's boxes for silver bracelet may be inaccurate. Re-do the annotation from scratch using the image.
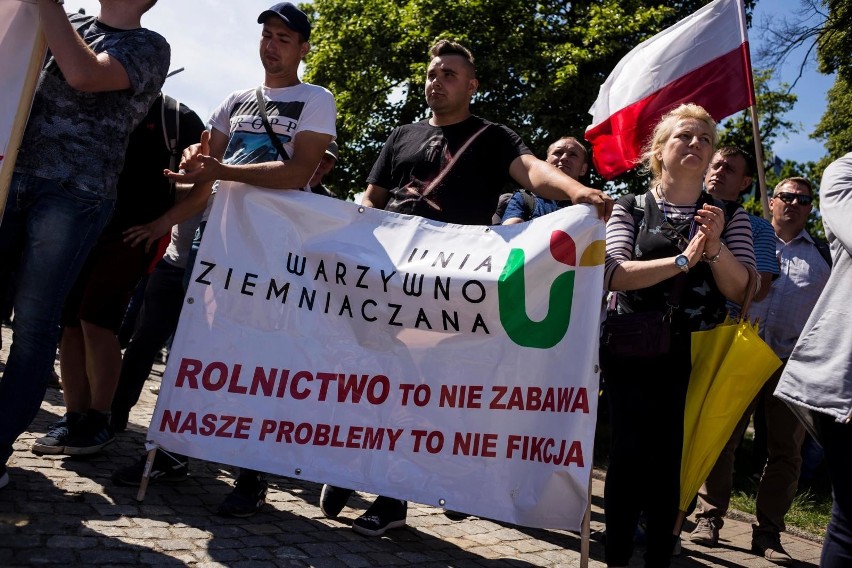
[702,244,724,264]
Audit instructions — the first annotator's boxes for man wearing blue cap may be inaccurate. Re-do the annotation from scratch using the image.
[115,2,336,518]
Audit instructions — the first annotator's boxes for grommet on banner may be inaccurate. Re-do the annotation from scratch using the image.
[438,498,446,506]
[484,227,491,232]
[594,364,600,373]
[357,206,365,213]
[187,297,194,304]
[294,468,302,475]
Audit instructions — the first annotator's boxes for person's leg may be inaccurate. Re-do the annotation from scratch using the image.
[641,344,690,568]
[58,326,91,411]
[80,320,123,413]
[752,364,805,564]
[111,261,186,430]
[819,415,852,568]
[601,351,657,566]
[691,399,757,545]
[754,370,805,534]
[0,174,113,466]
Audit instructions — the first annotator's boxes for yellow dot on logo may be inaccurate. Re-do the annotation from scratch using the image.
[579,240,605,266]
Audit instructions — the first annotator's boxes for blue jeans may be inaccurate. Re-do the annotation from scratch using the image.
[0,173,114,465]
[111,260,187,420]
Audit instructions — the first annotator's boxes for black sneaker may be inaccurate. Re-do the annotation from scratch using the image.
[216,472,267,517]
[443,510,470,521]
[352,496,407,536]
[32,413,80,455]
[319,484,353,518]
[64,410,114,455]
[112,452,188,487]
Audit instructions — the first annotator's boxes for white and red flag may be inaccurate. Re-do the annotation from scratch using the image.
[585,0,754,179]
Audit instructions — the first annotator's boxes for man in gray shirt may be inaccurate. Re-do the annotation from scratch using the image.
[0,0,169,490]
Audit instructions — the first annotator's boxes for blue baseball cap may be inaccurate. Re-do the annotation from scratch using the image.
[257,3,311,41]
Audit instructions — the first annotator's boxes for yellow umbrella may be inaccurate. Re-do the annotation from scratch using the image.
[677,316,781,520]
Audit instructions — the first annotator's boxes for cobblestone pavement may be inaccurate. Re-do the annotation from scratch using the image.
[0,324,825,567]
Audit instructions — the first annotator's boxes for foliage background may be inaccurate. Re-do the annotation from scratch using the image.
[300,0,844,241]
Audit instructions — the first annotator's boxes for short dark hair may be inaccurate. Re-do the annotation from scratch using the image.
[429,39,475,73]
[715,146,755,178]
[775,176,813,196]
[548,136,589,164]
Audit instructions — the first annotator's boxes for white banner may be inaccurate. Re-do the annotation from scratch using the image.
[148,182,606,530]
[0,0,40,173]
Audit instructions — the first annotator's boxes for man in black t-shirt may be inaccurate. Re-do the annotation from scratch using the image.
[319,38,613,537]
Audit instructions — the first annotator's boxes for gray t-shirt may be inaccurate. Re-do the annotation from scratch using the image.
[14,14,170,199]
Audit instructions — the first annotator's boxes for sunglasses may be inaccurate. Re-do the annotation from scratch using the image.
[774,192,813,206]
[659,222,690,251]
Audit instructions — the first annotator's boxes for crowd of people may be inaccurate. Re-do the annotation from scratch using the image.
[0,1,849,568]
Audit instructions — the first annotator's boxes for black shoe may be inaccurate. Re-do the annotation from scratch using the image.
[352,496,407,536]
[752,531,794,565]
[32,413,81,455]
[109,409,129,433]
[64,410,114,455]
[112,453,188,487]
[443,510,470,521]
[217,473,267,517]
[319,484,353,518]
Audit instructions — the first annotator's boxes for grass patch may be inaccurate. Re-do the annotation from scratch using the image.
[731,489,831,537]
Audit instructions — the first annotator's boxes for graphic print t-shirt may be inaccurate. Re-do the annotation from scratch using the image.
[367,116,531,225]
[201,83,336,221]
[209,83,336,169]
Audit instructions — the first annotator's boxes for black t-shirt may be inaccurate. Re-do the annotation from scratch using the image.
[367,115,531,225]
[103,95,206,236]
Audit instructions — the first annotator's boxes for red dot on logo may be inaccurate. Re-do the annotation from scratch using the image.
[550,230,576,266]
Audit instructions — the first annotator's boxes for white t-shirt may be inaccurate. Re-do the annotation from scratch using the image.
[202,82,337,221]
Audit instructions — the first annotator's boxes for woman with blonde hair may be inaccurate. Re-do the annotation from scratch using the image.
[600,104,755,567]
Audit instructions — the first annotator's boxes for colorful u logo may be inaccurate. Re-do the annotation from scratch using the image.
[498,231,577,349]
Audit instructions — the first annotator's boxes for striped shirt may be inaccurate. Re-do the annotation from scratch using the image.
[604,193,756,289]
[750,215,781,276]
[748,229,831,358]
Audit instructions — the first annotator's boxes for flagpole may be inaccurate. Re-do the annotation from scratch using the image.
[749,106,772,220]
[734,0,772,220]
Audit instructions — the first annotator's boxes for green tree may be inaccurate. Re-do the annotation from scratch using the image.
[301,0,755,198]
[761,1,852,169]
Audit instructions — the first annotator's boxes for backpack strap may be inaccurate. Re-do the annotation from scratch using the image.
[813,239,833,267]
[520,190,536,221]
[160,94,181,197]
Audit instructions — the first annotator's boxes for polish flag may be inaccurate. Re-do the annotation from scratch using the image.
[585,0,754,179]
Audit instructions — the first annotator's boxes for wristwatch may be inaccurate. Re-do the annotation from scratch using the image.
[675,254,689,273]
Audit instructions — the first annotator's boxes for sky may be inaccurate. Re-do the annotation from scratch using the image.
[69,0,834,165]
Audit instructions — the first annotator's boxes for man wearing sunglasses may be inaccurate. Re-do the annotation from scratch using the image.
[692,176,830,565]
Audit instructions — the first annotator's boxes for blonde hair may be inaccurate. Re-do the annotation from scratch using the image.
[640,104,717,186]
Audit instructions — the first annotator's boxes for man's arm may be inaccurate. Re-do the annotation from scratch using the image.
[166,131,333,190]
[37,0,131,92]
[501,192,527,225]
[124,129,226,251]
[508,154,613,220]
[362,184,390,209]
